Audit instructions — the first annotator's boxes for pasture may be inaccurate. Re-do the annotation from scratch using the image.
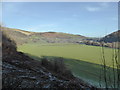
[18,43,118,87]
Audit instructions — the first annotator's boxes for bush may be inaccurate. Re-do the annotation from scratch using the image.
[41,57,74,79]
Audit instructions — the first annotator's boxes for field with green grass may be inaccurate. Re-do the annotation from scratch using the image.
[18,43,116,67]
[18,43,118,87]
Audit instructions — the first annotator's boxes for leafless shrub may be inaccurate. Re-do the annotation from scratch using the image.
[41,57,74,79]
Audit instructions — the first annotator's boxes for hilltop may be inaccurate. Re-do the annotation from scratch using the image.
[100,30,120,43]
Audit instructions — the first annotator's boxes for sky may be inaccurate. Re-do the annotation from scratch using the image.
[2,2,118,37]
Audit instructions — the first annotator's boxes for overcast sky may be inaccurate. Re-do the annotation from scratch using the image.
[2,2,118,37]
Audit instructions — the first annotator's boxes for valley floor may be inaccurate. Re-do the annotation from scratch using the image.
[18,43,119,87]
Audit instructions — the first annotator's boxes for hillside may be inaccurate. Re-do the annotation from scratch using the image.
[2,27,87,45]
[1,27,29,45]
[100,30,120,43]
[2,26,120,49]
[2,29,95,89]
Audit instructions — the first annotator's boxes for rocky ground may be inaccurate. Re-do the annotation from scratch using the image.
[2,52,95,89]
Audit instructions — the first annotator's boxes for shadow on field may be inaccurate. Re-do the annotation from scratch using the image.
[24,53,117,87]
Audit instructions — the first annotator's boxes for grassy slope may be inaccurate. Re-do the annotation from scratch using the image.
[18,43,118,87]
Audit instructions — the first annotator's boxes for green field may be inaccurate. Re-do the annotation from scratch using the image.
[18,43,118,87]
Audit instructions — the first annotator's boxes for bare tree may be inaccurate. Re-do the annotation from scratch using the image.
[99,30,120,89]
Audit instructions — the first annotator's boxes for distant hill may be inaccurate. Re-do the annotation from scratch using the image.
[2,27,87,45]
[100,30,120,43]
[2,26,119,47]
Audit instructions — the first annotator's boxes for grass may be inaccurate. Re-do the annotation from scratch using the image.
[18,43,116,68]
[18,43,118,87]
[39,56,117,87]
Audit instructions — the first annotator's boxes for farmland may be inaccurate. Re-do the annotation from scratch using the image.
[18,43,118,87]
[18,43,116,67]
